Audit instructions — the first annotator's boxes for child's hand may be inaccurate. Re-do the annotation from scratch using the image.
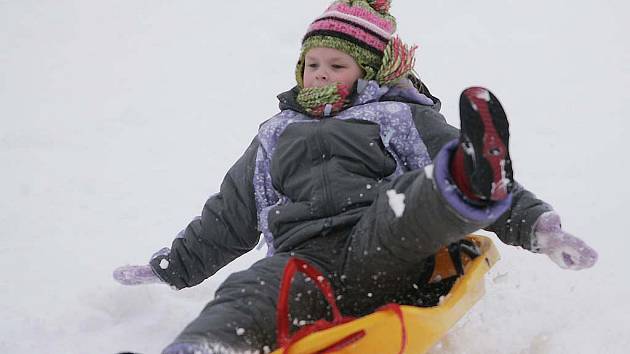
[113,264,162,285]
[534,211,598,270]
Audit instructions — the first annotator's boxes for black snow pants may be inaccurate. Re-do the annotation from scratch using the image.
[161,149,510,354]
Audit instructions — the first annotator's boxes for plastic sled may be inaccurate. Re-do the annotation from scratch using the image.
[272,234,500,354]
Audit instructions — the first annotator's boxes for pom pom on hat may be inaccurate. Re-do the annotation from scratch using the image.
[367,0,392,14]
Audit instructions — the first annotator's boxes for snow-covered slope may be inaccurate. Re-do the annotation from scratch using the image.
[1,1,628,353]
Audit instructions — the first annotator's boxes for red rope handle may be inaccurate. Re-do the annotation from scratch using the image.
[276,257,407,354]
[376,303,407,354]
[276,257,343,346]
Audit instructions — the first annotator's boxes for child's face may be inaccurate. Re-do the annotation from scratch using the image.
[303,47,364,89]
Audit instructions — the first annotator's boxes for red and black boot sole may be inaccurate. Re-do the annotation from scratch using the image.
[453,87,514,202]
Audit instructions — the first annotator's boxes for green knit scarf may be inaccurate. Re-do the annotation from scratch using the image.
[296,82,352,117]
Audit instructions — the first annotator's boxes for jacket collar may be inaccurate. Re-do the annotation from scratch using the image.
[277,79,441,115]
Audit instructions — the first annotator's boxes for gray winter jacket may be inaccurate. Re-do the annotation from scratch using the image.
[150,80,551,289]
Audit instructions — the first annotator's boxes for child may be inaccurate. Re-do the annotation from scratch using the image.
[114,1,597,353]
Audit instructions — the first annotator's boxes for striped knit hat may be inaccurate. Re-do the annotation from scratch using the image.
[296,0,416,88]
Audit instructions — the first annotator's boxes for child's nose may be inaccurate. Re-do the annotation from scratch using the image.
[316,69,328,81]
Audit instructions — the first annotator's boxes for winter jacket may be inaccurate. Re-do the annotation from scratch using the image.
[150,80,552,289]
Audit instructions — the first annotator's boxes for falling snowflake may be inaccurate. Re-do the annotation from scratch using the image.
[159,259,169,269]
[386,189,406,217]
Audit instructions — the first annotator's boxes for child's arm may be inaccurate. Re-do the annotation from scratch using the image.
[484,181,552,250]
[114,138,262,289]
[482,183,596,269]
[408,104,596,269]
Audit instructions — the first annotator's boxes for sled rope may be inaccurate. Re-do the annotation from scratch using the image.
[276,257,407,354]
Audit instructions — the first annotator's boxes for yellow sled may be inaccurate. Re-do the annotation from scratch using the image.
[272,235,500,354]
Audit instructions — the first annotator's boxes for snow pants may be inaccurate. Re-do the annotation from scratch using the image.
[162,142,512,354]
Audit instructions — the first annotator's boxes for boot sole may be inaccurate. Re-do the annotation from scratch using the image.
[459,87,513,201]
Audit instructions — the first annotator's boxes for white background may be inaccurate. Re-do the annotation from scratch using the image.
[1,0,629,353]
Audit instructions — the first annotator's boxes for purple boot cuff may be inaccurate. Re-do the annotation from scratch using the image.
[433,140,512,222]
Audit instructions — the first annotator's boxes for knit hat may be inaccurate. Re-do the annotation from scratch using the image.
[295,0,416,89]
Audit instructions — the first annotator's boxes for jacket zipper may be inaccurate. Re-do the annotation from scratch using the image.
[316,121,335,218]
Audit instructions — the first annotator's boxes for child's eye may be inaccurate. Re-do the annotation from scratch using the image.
[332,65,345,69]
[307,63,318,68]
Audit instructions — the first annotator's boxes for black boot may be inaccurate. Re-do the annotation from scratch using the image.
[451,87,514,202]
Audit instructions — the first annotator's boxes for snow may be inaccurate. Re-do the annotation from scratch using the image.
[424,164,434,180]
[159,259,169,270]
[386,189,406,217]
[1,0,629,353]
[475,90,490,102]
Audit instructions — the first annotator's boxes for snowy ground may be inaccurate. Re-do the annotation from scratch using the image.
[2,0,629,353]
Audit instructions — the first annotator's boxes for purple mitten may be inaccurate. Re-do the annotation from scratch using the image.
[113,264,162,285]
[113,247,170,285]
[534,211,598,270]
